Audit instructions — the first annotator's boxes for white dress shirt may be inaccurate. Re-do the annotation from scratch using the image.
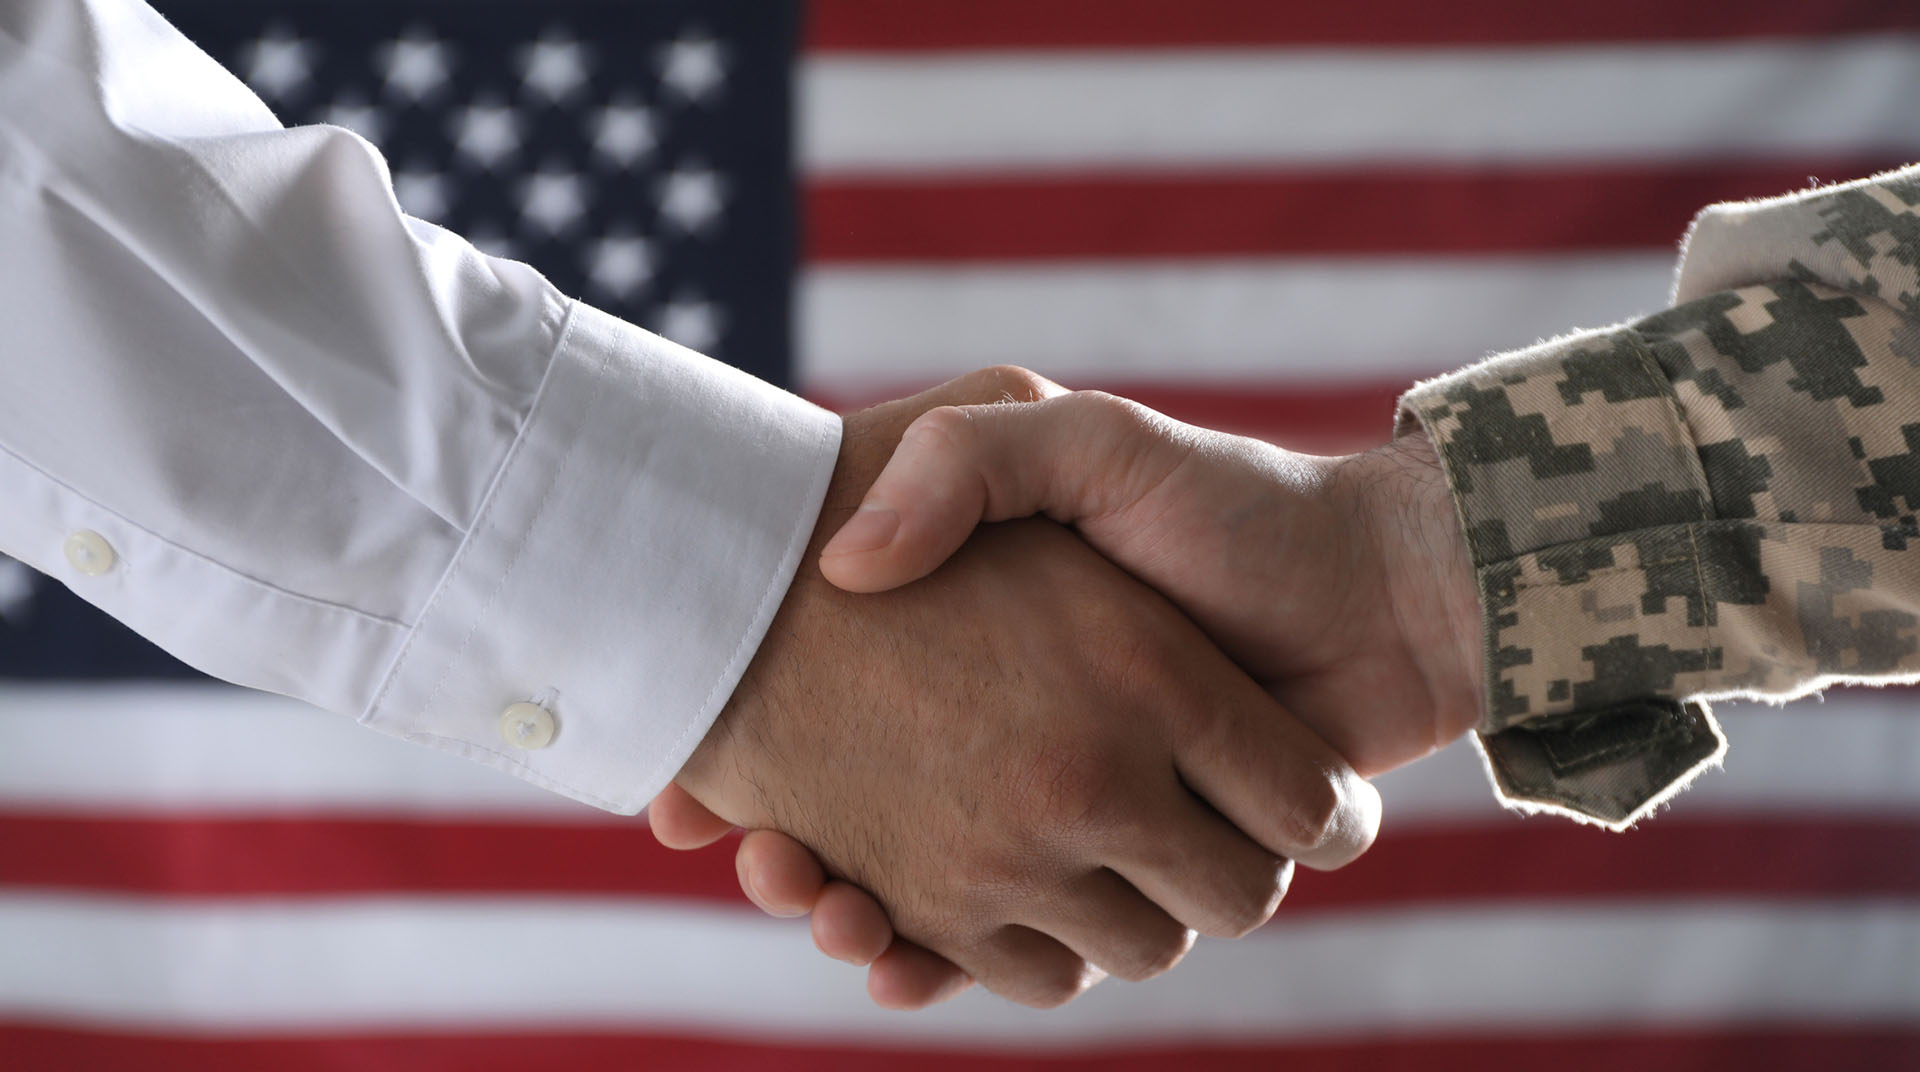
[0,0,842,812]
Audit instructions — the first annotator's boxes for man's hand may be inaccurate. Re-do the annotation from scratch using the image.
[656,368,1382,1010]
[673,378,1487,1006]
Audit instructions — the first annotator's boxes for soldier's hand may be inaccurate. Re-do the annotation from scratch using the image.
[819,386,1486,776]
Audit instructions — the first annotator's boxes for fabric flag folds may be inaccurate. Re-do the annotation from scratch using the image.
[4,1,1919,1069]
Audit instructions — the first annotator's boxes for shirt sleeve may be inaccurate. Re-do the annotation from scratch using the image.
[1397,164,1920,828]
[0,0,842,813]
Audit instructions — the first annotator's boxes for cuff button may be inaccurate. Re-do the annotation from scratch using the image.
[499,702,557,751]
[63,530,117,577]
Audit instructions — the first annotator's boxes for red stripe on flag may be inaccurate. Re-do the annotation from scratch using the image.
[1342,817,1920,908]
[0,813,739,900]
[7,812,1917,904]
[807,0,1920,52]
[805,161,1913,263]
[812,381,1409,455]
[6,1023,1918,1072]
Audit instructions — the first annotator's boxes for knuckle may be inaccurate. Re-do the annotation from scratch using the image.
[969,363,1052,403]
[1065,391,1194,496]
[1110,925,1196,982]
[1276,770,1346,856]
[903,405,980,456]
[1016,962,1098,1009]
[1295,769,1381,872]
[1075,388,1138,419]
[1204,861,1287,939]
[1072,390,1165,437]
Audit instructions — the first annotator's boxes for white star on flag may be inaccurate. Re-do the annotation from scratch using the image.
[657,296,722,352]
[392,168,451,221]
[519,32,591,103]
[658,166,725,233]
[378,29,453,102]
[320,97,387,146]
[204,7,774,449]
[591,100,657,168]
[520,168,587,235]
[660,35,726,102]
[586,234,654,300]
[451,100,523,169]
[239,28,315,101]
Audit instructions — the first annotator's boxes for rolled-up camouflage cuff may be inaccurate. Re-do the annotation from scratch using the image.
[1398,325,1728,827]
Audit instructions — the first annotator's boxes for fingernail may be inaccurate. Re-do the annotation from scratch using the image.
[745,872,807,919]
[821,504,899,557]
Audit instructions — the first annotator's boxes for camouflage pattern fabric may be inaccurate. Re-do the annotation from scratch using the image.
[1400,165,1920,827]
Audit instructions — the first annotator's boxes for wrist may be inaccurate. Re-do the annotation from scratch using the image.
[680,366,1066,813]
[679,416,875,822]
[1352,430,1485,745]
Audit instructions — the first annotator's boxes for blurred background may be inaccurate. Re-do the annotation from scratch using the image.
[3,1,1918,1068]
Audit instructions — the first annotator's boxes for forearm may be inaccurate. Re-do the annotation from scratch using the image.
[0,0,841,811]
[1396,167,1920,826]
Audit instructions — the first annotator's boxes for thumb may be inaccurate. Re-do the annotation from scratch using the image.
[818,392,1165,593]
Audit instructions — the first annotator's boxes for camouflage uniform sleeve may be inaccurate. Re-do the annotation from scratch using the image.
[1398,165,1920,828]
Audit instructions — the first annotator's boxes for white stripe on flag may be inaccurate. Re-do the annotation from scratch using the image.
[802,37,1920,173]
[3,893,1914,1040]
[0,682,597,819]
[2,682,1915,821]
[800,253,1674,390]
[1378,700,1920,825]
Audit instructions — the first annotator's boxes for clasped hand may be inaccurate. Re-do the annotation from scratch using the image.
[651,366,1483,1009]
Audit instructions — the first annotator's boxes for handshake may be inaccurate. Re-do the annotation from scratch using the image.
[650,365,1487,1010]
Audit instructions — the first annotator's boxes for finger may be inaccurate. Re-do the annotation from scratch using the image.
[1176,679,1384,872]
[735,838,931,976]
[1022,869,1196,982]
[812,881,894,966]
[647,782,735,850]
[943,926,1108,1010]
[734,829,826,918]
[867,939,974,1011]
[820,392,1177,593]
[843,365,1071,469]
[1103,793,1293,940]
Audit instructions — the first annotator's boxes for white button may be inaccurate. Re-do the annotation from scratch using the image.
[499,702,556,750]
[63,530,117,577]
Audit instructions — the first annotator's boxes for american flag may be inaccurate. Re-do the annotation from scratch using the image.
[4,1,1920,1069]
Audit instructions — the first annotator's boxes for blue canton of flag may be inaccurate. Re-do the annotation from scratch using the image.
[161,0,800,385]
[0,0,800,680]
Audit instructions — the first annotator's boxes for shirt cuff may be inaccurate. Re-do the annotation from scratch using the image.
[1398,325,1728,827]
[361,300,842,814]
